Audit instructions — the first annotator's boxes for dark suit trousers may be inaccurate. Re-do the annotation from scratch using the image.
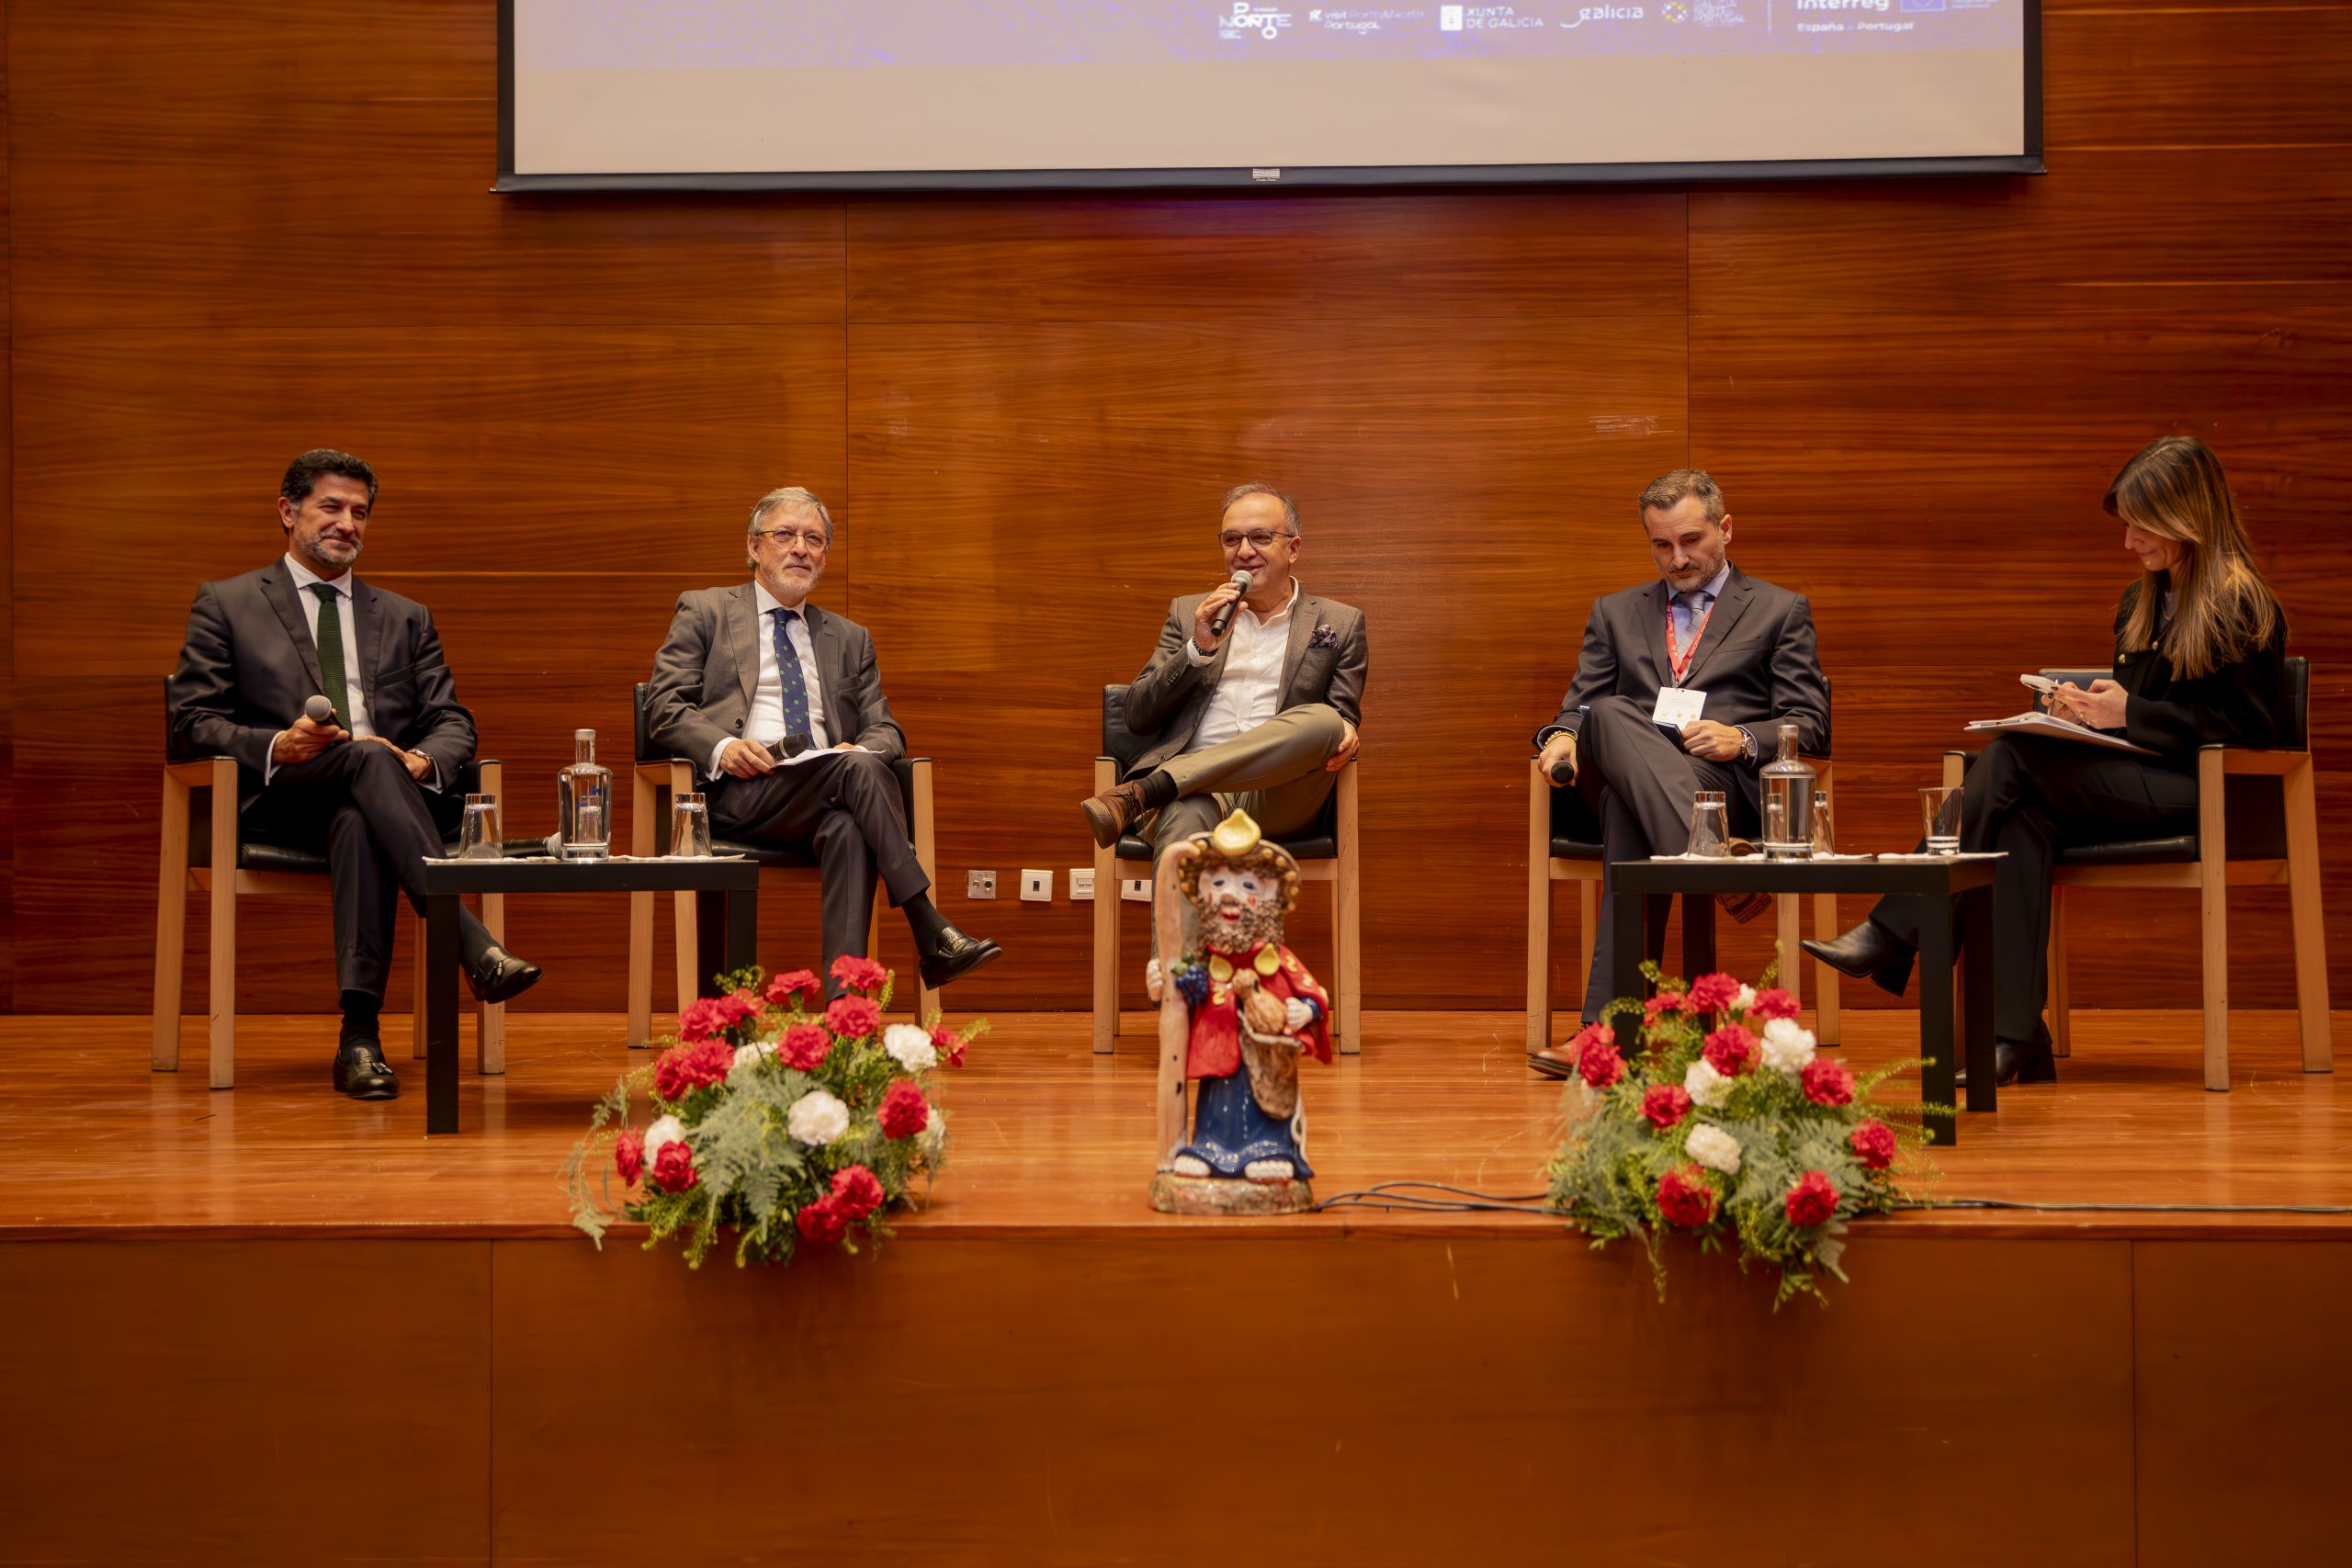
[708,750,930,976]
[1574,694,1750,1021]
[243,740,481,1001]
[1868,733,2197,1043]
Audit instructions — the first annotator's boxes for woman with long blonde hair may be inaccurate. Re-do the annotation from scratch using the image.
[1806,436,2290,1086]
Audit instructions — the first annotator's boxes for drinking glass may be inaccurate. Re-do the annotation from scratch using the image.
[1811,789,1835,857]
[1920,785,1963,855]
[1688,791,1731,859]
[458,794,502,860]
[671,793,712,859]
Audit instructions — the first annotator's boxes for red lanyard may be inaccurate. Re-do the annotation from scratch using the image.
[1664,594,1715,685]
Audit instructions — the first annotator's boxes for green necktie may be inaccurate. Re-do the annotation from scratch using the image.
[310,582,349,728]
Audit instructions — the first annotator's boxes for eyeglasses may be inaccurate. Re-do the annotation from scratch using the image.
[1217,529,1294,550]
[751,527,829,551]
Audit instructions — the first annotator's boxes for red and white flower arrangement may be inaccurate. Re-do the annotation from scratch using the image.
[1545,964,1934,1307]
[563,956,987,1269]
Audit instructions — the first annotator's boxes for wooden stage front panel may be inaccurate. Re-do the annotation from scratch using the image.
[4,1010,2350,1564]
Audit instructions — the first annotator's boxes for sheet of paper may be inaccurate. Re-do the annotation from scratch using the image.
[1962,713,2156,756]
[764,742,873,767]
[1651,686,1707,729]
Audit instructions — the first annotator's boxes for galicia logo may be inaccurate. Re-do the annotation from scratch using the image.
[1563,5,1645,27]
[1219,1,1296,39]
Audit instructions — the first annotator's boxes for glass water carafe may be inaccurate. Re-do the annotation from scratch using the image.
[557,728,613,860]
[1758,720,1816,861]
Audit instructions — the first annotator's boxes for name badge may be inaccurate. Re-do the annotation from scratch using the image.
[1652,687,1707,729]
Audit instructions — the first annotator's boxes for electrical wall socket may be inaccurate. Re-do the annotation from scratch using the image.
[1069,868,1097,901]
[967,870,997,899]
[1019,869,1051,902]
[1120,877,1152,902]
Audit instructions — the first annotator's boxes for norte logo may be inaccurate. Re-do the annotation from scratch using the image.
[1562,4,1645,27]
[1219,1,1295,38]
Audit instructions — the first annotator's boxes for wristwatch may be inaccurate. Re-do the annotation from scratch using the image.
[1737,728,1758,764]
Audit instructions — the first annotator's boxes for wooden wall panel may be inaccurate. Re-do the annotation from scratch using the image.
[6,0,2350,1017]
[0,0,14,1016]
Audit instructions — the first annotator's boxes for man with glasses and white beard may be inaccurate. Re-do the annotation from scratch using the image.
[646,486,1000,995]
[1080,483,1367,884]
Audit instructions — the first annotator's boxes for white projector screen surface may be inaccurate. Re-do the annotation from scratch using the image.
[505,0,2035,187]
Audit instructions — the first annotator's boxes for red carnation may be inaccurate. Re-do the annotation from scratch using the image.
[654,1039,735,1101]
[613,1129,645,1184]
[715,988,762,1030]
[1747,987,1800,1021]
[796,1195,850,1246]
[879,1079,932,1139]
[1702,1026,1758,1078]
[1577,1033,1625,1089]
[1657,1166,1717,1228]
[1784,1169,1839,1227]
[1801,1057,1856,1108]
[1643,990,1690,1022]
[1688,972,1742,1013]
[676,996,727,1043]
[931,1025,967,1067]
[1568,1020,1613,1055]
[778,1022,832,1072]
[829,954,889,994]
[1849,1119,1898,1171]
[825,995,882,1040]
[830,1163,886,1220]
[1640,1083,1692,1131]
[650,1138,698,1193]
[764,968,822,1007]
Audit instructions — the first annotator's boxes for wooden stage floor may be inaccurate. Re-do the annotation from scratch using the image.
[6,1007,2348,1237]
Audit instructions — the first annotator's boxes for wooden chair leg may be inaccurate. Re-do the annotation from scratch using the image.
[1092,758,1119,1054]
[1777,894,1803,1007]
[153,769,192,1071]
[628,763,660,1047]
[1812,892,1841,1046]
[2046,886,2072,1057]
[206,761,240,1090]
[1334,761,1363,1055]
[1525,761,1552,1055]
[2198,749,2230,1091]
[669,761,699,1017]
[910,760,940,1021]
[1576,878,1598,1012]
[2283,756,2333,1073]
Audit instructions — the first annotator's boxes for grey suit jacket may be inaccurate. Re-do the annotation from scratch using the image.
[1536,565,1828,807]
[646,585,907,769]
[1120,588,1367,779]
[166,562,476,811]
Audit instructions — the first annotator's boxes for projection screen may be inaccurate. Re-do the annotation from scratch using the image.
[499,0,2041,190]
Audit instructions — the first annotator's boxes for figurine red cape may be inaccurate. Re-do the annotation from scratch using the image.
[1186,940,1332,1080]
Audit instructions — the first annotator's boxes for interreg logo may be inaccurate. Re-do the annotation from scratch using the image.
[1220,1,1296,38]
[1563,4,1644,25]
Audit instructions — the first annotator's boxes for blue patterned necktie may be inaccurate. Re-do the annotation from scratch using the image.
[771,607,814,747]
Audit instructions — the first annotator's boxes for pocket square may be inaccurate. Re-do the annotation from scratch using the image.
[1308,624,1340,650]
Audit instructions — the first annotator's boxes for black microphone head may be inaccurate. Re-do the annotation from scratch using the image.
[304,694,335,724]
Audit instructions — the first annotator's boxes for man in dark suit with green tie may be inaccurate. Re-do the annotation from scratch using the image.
[166,449,542,1101]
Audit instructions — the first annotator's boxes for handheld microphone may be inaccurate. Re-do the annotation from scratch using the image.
[304,694,336,726]
[1549,760,1575,786]
[1206,570,1253,639]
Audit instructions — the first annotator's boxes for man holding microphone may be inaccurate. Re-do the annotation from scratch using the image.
[1080,483,1366,875]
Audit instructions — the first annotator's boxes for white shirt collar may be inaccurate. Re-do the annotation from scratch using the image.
[752,580,810,620]
[283,553,353,599]
[1240,580,1302,626]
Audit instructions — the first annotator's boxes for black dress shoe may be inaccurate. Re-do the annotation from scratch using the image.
[1801,920,1917,998]
[333,1040,400,1100]
[1958,1031,2058,1089]
[464,943,543,1005]
[919,927,1002,989]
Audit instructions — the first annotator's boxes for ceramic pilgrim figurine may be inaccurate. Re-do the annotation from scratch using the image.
[1145,809,1332,1215]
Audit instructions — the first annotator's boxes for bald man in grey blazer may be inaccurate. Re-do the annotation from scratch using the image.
[647,487,1000,991]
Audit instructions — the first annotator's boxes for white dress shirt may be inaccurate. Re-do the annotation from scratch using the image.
[707,581,831,780]
[1184,581,1298,754]
[267,554,442,787]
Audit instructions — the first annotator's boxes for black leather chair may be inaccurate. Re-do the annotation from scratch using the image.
[1939,659,2329,1089]
[1525,684,1838,1053]
[1090,685,1361,1055]
[626,682,935,1045]
[151,681,506,1088]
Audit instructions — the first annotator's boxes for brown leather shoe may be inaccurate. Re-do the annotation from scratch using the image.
[1527,1043,1580,1079]
[1080,781,1151,849]
[1717,888,1773,925]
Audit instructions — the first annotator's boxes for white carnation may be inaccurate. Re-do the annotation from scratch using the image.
[1683,1058,1730,1109]
[729,1040,776,1087]
[1733,984,1758,1013]
[883,1023,939,1073]
[642,1114,685,1161]
[1760,1016,1817,1074]
[1685,1122,1743,1175]
[786,1089,851,1146]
